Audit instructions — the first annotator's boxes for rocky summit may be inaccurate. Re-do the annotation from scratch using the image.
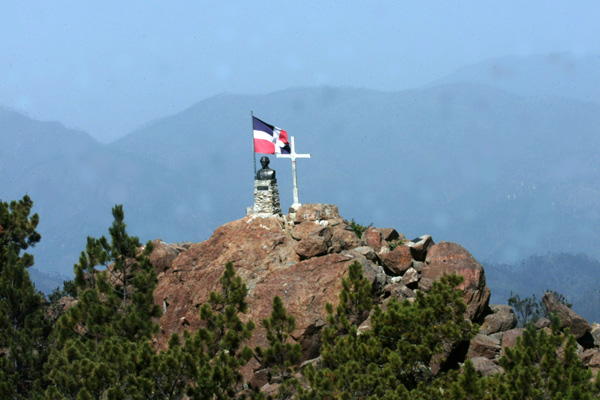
[145,203,600,387]
[149,204,497,380]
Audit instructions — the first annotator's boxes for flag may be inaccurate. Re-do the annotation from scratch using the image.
[253,116,290,154]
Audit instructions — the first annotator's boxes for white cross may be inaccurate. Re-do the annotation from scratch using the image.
[276,136,311,210]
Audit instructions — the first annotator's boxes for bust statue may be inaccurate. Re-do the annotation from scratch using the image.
[256,156,276,180]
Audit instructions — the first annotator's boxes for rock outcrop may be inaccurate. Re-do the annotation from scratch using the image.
[152,205,389,360]
[422,242,491,322]
[145,203,529,387]
[542,291,591,340]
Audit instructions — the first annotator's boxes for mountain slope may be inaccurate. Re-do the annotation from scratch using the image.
[4,81,600,281]
[112,84,600,265]
[1,109,203,276]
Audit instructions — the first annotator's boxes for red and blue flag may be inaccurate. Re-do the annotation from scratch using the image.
[253,117,290,155]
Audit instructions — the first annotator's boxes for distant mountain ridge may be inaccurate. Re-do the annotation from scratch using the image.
[431,53,600,105]
[3,54,600,314]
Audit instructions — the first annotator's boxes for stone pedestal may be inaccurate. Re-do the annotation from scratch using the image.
[251,179,281,215]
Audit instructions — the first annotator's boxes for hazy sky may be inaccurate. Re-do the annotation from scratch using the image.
[1,1,599,143]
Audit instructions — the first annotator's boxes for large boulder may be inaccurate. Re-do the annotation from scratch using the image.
[379,245,413,276]
[422,242,491,321]
[480,305,518,335]
[293,223,333,259]
[407,235,434,261]
[328,224,361,253]
[150,239,185,273]
[542,291,591,340]
[379,228,402,243]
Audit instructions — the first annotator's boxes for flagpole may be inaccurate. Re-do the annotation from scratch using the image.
[251,110,256,178]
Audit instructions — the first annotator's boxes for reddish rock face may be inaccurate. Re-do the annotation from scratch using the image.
[363,227,382,251]
[149,205,496,387]
[422,241,490,321]
[152,213,385,368]
[379,245,413,276]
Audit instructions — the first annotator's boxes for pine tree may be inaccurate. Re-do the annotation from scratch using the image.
[183,261,256,400]
[301,261,404,400]
[0,196,50,399]
[255,296,302,399]
[44,205,162,399]
[448,360,488,400]
[301,269,477,399]
[372,274,478,389]
[490,323,598,399]
[57,204,160,343]
[0,195,41,273]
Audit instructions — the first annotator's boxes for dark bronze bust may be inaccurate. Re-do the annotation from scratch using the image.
[256,156,276,180]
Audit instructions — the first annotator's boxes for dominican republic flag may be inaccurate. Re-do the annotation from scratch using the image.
[253,116,290,155]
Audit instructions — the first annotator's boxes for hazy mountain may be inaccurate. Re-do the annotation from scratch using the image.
[1,108,203,277]
[3,54,600,301]
[112,84,600,265]
[431,53,600,105]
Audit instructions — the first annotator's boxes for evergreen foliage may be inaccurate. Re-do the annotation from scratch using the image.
[44,205,162,399]
[346,219,370,239]
[3,199,600,399]
[182,261,256,399]
[256,296,302,399]
[0,195,41,272]
[57,204,160,344]
[302,267,478,400]
[0,195,50,399]
[490,324,599,399]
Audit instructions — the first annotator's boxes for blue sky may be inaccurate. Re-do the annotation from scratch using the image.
[1,1,599,142]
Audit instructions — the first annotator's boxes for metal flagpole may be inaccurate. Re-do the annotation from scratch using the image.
[251,110,256,178]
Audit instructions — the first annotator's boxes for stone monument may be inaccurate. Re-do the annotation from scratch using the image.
[250,156,281,215]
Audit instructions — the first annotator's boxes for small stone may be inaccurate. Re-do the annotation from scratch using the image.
[363,227,382,251]
[401,267,419,288]
[470,357,504,377]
